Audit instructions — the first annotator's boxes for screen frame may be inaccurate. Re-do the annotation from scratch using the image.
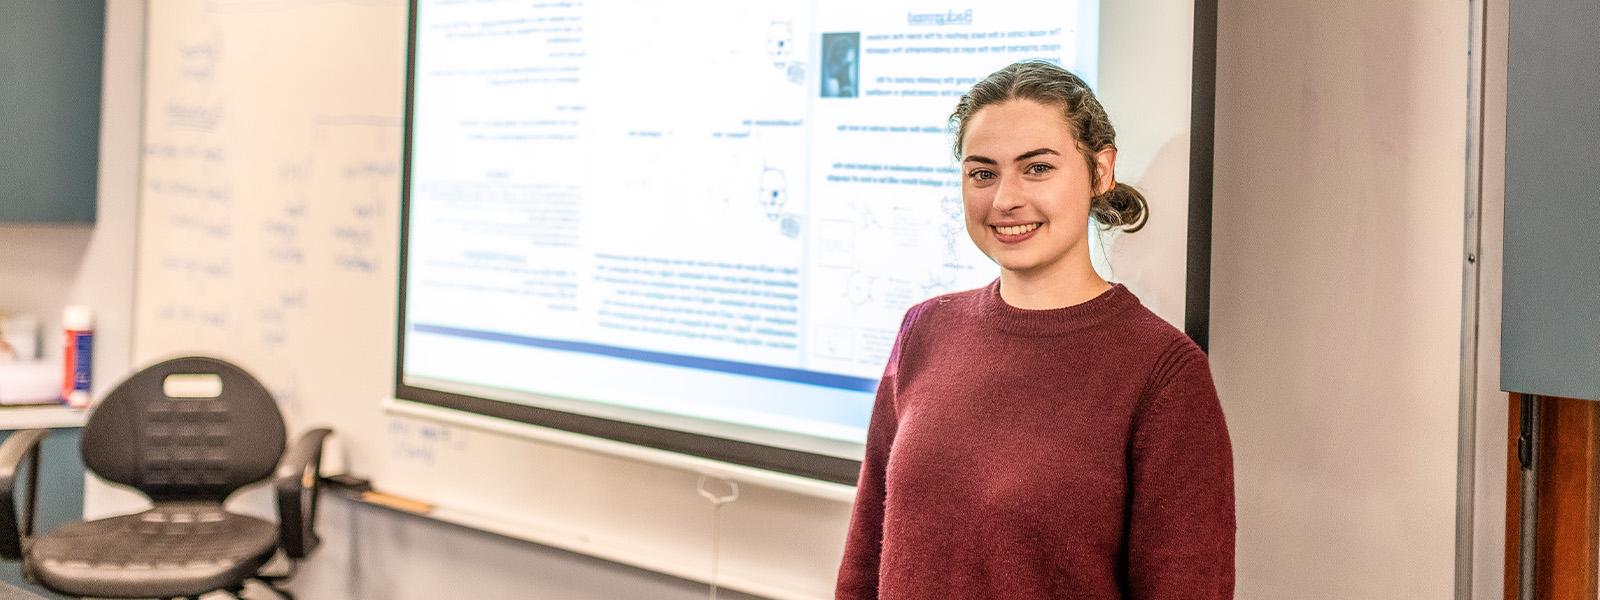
[393,0,1218,485]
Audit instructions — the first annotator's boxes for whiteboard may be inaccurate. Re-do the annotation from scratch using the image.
[133,1,849,598]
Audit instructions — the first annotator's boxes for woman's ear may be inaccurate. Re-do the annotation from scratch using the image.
[1093,147,1117,196]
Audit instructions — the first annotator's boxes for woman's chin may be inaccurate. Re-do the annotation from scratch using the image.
[992,256,1047,277]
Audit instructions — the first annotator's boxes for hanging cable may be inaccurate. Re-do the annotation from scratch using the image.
[697,474,740,600]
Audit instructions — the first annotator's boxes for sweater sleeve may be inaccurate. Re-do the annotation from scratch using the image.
[1127,347,1236,600]
[835,304,922,599]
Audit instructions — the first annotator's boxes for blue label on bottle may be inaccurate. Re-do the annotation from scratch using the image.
[72,333,92,391]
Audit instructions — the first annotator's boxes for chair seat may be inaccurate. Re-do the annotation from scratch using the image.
[27,505,278,598]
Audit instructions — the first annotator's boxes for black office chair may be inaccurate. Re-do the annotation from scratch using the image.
[0,356,332,600]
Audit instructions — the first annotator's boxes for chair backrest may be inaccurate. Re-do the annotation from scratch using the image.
[83,356,286,503]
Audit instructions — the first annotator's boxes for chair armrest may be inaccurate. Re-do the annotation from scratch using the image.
[274,428,332,559]
[0,430,48,561]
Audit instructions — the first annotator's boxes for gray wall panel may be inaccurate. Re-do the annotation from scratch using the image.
[0,1,104,223]
[1502,0,1600,400]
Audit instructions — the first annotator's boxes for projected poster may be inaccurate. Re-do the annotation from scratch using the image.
[403,0,1119,473]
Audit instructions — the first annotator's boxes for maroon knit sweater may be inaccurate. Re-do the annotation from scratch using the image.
[836,280,1235,599]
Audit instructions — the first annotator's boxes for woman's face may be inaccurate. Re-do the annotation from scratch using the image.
[960,99,1113,281]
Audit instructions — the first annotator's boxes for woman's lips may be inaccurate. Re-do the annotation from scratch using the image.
[991,222,1041,244]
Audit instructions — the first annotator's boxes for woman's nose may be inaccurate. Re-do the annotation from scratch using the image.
[991,175,1025,212]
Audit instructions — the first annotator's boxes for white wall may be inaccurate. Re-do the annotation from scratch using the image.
[1211,1,1470,598]
[0,228,93,358]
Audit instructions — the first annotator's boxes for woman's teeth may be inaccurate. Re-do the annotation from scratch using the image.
[995,223,1040,235]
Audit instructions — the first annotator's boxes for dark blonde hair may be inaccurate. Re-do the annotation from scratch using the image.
[949,60,1148,232]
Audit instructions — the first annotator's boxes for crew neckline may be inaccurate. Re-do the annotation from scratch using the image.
[975,278,1139,337]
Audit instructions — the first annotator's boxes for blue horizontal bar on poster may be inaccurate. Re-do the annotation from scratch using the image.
[410,323,881,392]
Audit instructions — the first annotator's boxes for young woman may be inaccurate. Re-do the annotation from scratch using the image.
[836,61,1235,599]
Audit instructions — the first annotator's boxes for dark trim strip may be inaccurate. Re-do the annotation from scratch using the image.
[1185,0,1218,351]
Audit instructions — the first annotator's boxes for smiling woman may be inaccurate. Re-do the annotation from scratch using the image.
[835,60,1235,600]
[953,62,1150,309]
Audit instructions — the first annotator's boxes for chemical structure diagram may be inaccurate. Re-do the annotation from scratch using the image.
[939,194,965,263]
[766,20,806,84]
[845,269,876,307]
[759,167,788,221]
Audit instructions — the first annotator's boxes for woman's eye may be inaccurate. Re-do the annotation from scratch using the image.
[1026,163,1054,175]
[968,169,995,181]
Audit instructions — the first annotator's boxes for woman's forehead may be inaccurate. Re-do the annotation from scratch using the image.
[963,100,1078,157]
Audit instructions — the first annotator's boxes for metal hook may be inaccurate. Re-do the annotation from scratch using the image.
[696,474,739,506]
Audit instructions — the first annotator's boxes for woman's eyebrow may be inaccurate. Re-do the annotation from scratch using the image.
[963,148,1059,165]
[1014,148,1060,161]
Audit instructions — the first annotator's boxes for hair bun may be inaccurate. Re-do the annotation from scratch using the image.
[1091,182,1149,233]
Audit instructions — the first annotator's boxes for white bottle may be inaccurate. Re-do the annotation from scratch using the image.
[61,306,93,408]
